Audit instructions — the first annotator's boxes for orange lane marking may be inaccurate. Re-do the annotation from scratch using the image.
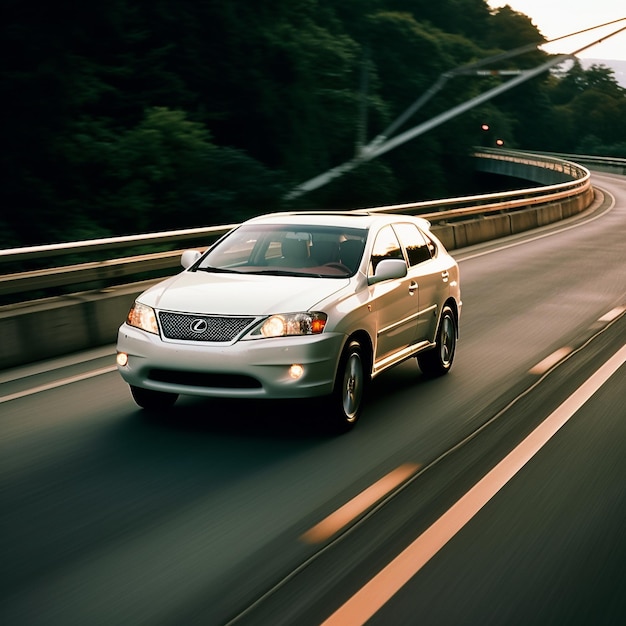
[301,463,420,544]
[598,306,625,323]
[528,347,572,375]
[321,344,626,626]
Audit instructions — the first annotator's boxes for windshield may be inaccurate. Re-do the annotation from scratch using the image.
[196,224,367,277]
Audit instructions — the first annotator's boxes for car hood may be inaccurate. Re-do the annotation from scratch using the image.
[138,270,350,315]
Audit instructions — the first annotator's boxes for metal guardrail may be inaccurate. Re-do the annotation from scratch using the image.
[0,226,240,300]
[511,149,626,174]
[0,149,592,302]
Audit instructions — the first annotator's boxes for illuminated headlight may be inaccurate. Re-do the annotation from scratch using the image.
[246,312,327,338]
[126,301,159,335]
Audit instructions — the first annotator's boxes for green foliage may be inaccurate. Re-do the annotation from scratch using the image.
[486,4,545,54]
[540,60,626,154]
[106,107,287,232]
[1,0,624,247]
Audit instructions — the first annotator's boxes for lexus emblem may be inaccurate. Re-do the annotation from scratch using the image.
[190,318,208,333]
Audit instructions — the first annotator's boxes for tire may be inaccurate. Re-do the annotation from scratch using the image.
[417,306,457,377]
[130,385,178,410]
[327,340,367,433]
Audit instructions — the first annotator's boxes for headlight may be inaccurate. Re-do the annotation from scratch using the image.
[127,302,159,335]
[246,312,327,338]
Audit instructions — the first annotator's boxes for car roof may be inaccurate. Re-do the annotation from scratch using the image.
[245,211,431,230]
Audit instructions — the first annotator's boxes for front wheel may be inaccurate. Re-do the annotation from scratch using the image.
[417,306,457,377]
[326,340,367,433]
[130,385,178,410]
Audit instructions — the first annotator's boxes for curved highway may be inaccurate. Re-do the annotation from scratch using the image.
[1,171,625,625]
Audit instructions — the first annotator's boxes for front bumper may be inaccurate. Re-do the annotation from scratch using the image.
[116,323,345,399]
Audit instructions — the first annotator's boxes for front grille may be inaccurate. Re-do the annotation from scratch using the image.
[149,369,262,389]
[158,312,256,342]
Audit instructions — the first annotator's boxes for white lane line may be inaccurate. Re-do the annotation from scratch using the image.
[529,347,573,375]
[321,344,626,626]
[0,366,117,404]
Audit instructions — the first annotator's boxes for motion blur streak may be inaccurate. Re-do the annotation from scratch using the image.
[0,366,116,404]
[301,464,420,544]
[321,344,626,626]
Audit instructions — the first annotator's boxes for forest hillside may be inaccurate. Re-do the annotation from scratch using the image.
[2,0,625,246]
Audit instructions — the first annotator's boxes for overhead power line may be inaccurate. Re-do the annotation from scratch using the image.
[285,18,626,200]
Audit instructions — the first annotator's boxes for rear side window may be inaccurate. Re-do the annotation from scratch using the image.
[369,225,403,275]
[393,223,433,266]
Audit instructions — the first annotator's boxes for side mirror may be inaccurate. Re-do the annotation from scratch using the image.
[368,258,407,285]
[181,249,202,269]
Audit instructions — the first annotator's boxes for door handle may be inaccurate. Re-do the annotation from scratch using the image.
[409,281,418,294]
[441,271,449,282]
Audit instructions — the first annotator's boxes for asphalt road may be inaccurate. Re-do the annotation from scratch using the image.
[1,170,625,626]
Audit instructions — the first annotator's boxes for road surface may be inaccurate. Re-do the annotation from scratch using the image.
[1,170,625,625]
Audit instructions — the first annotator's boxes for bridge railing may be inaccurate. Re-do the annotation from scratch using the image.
[509,149,626,175]
[0,149,592,303]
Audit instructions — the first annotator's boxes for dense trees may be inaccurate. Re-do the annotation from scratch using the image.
[2,0,624,246]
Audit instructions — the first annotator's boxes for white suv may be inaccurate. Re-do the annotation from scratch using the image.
[116,211,461,432]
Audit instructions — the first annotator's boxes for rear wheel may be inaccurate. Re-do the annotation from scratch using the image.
[327,340,367,433]
[130,385,178,410]
[417,306,457,377]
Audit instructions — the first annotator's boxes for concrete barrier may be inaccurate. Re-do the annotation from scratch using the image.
[0,189,597,369]
[509,208,539,234]
[537,203,563,226]
[1,283,144,368]
[430,224,456,250]
[457,214,512,247]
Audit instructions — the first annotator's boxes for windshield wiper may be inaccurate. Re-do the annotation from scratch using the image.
[252,269,317,277]
[196,265,241,274]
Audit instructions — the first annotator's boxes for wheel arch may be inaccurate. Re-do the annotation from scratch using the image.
[342,330,374,379]
[442,297,460,338]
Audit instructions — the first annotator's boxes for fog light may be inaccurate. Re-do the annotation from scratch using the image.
[289,364,304,380]
[116,352,129,367]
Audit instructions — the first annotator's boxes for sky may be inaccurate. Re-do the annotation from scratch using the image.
[487,1,626,61]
